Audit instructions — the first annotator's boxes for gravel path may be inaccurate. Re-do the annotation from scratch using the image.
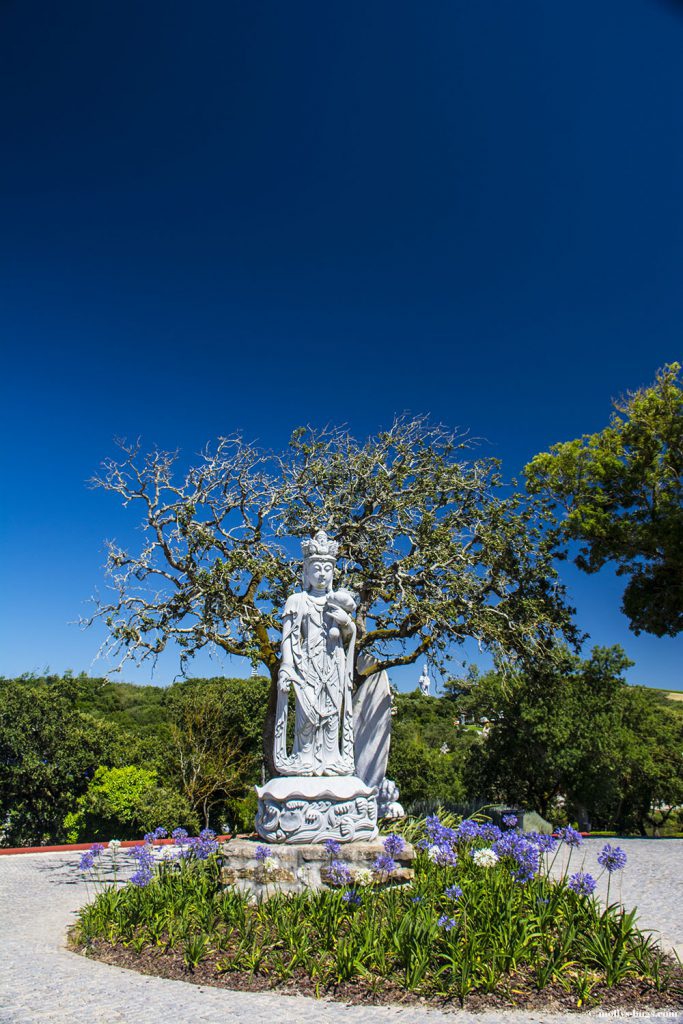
[0,839,681,1024]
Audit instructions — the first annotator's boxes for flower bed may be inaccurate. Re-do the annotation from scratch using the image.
[70,816,682,1012]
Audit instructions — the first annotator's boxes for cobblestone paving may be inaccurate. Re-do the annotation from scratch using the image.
[0,840,681,1024]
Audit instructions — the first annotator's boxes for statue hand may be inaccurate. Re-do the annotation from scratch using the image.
[277,670,291,694]
[328,607,352,629]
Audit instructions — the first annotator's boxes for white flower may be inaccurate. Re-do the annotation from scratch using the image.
[108,839,121,850]
[427,845,441,862]
[262,855,278,875]
[354,868,374,887]
[472,847,499,868]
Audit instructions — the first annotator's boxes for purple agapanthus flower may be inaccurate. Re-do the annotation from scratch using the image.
[411,895,423,904]
[493,831,540,883]
[327,860,352,886]
[502,814,518,829]
[143,826,168,844]
[128,843,156,874]
[597,844,627,873]
[171,827,189,842]
[455,818,482,843]
[373,854,397,875]
[191,832,219,859]
[324,838,342,857]
[557,825,583,848]
[424,815,458,848]
[255,844,272,862]
[427,844,458,867]
[444,884,463,900]
[526,831,558,854]
[90,842,105,856]
[130,867,153,888]
[79,851,96,872]
[437,914,457,931]
[383,833,405,858]
[568,871,598,896]
[478,822,502,843]
[342,889,362,905]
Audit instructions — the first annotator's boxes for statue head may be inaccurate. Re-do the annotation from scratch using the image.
[302,530,337,593]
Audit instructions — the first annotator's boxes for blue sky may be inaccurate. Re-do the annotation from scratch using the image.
[0,1,681,691]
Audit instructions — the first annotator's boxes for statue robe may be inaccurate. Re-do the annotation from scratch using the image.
[274,591,355,776]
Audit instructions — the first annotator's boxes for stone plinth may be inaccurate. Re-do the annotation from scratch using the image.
[220,836,415,899]
[255,775,378,844]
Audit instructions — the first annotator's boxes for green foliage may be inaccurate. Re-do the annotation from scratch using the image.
[73,823,675,1008]
[388,692,473,807]
[230,791,259,834]
[465,647,683,833]
[86,764,160,823]
[605,685,683,835]
[443,664,507,720]
[525,363,683,636]
[3,667,679,845]
[0,675,142,846]
[163,676,267,829]
[73,765,199,841]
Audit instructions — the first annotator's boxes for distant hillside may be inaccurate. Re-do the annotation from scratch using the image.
[645,687,683,713]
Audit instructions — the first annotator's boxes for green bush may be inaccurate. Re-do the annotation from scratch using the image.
[73,765,198,841]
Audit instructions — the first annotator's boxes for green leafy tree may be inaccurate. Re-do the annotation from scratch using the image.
[465,646,683,833]
[604,685,683,835]
[72,764,199,840]
[387,691,477,808]
[443,665,506,722]
[0,676,142,846]
[525,363,683,636]
[88,418,577,771]
[464,647,632,822]
[163,677,266,828]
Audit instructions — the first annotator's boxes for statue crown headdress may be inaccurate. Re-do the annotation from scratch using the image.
[302,529,338,561]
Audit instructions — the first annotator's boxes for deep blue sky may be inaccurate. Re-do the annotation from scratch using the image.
[1,1,681,691]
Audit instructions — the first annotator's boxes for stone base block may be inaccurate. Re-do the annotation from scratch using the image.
[255,775,378,844]
[220,836,415,899]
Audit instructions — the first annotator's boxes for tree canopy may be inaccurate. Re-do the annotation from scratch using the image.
[89,418,579,771]
[0,675,143,846]
[525,364,683,637]
[463,646,683,834]
[88,420,580,679]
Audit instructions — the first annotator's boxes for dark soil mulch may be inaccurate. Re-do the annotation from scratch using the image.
[70,938,683,1014]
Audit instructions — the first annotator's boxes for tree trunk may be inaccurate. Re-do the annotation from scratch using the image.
[262,667,279,779]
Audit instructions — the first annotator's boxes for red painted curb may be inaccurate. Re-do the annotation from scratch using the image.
[1,832,596,856]
[0,835,231,856]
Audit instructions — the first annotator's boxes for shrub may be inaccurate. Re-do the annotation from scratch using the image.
[72,765,198,841]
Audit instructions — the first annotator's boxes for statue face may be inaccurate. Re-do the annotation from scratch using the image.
[304,558,333,593]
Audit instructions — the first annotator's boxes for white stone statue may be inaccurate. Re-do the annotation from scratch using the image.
[418,663,431,696]
[256,530,379,844]
[377,777,405,819]
[273,530,356,776]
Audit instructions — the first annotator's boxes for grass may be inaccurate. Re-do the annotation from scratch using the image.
[70,817,683,1012]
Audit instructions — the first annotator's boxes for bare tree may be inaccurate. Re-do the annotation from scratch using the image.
[87,417,578,773]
